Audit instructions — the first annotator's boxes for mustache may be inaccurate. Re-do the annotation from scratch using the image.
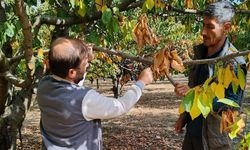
[203,36,209,40]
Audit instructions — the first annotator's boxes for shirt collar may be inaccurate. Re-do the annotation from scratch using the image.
[52,75,76,85]
[206,38,227,59]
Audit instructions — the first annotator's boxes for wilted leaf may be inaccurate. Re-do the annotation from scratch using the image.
[171,60,185,72]
[132,15,158,51]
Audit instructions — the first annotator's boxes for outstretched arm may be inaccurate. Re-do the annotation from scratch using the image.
[82,68,153,121]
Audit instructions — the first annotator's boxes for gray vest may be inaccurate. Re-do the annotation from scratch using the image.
[37,76,102,150]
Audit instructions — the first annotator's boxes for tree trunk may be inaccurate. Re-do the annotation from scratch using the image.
[112,77,121,98]
[0,67,44,149]
[96,79,99,89]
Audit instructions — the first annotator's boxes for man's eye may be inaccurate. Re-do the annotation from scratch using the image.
[207,25,214,29]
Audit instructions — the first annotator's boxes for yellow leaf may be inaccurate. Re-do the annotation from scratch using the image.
[190,97,201,120]
[78,0,86,17]
[37,48,43,57]
[215,83,225,99]
[145,0,155,10]
[155,0,165,8]
[107,57,112,64]
[223,64,233,89]
[101,5,108,12]
[203,92,208,103]
[205,87,215,110]
[179,103,185,114]
[204,77,213,90]
[95,0,104,11]
[218,68,224,84]
[228,47,237,53]
[114,56,122,62]
[248,63,250,71]
[189,86,202,120]
[185,0,193,9]
[210,82,217,93]
[248,53,250,61]
[237,64,245,90]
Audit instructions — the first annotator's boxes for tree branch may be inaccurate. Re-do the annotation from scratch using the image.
[167,5,204,15]
[166,5,250,15]
[183,50,250,65]
[33,0,136,28]
[93,46,153,65]
[15,0,34,87]
[93,45,250,66]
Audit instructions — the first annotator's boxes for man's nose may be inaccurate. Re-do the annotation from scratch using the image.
[201,28,206,36]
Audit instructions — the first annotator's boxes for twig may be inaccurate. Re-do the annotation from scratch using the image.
[165,74,176,86]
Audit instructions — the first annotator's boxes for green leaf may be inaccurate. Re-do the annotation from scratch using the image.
[102,8,112,25]
[70,0,75,8]
[5,22,15,38]
[217,98,240,108]
[86,32,100,45]
[142,2,148,13]
[197,93,211,118]
[228,118,245,139]
[112,16,120,33]
[182,89,195,112]
[146,0,155,10]
[232,81,238,94]
[112,7,119,15]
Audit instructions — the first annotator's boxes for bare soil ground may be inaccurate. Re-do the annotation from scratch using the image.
[17,74,250,150]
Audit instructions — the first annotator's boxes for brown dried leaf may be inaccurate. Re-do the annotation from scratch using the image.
[171,60,185,73]
[132,14,158,51]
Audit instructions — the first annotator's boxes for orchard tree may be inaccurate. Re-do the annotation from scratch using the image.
[0,0,250,149]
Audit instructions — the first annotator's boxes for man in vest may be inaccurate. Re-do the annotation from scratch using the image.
[174,1,246,150]
[37,37,153,150]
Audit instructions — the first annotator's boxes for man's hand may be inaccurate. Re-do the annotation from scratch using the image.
[174,82,190,96]
[138,68,153,85]
[175,113,187,133]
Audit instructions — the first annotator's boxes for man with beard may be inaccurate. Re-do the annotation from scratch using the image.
[174,1,246,150]
[37,37,153,150]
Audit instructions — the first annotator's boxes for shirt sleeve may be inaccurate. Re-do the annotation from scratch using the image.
[82,82,144,121]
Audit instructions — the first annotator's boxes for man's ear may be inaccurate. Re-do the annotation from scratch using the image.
[223,22,231,33]
[67,69,77,79]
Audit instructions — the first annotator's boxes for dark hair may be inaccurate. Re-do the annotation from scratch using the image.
[204,1,235,24]
[49,37,91,78]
